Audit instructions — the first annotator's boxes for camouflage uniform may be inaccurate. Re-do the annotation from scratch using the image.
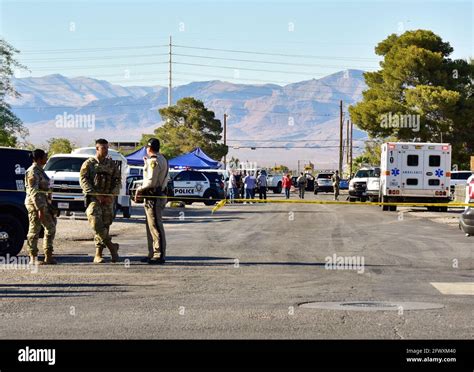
[24,163,56,256]
[79,156,121,261]
[138,154,169,261]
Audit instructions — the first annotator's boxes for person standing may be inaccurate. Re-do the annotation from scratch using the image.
[24,149,58,265]
[228,171,238,203]
[135,138,169,265]
[244,171,257,202]
[282,174,292,199]
[240,171,247,200]
[332,170,341,201]
[79,138,121,264]
[257,171,267,201]
[297,172,307,199]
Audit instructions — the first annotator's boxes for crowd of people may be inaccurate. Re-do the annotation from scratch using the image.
[225,170,340,202]
[226,170,268,204]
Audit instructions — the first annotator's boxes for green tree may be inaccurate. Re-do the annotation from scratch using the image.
[47,138,74,155]
[349,30,474,168]
[0,39,28,146]
[141,97,228,160]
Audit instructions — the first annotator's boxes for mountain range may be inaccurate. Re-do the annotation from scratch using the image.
[9,70,368,168]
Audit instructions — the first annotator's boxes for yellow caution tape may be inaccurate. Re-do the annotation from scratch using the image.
[2,188,473,209]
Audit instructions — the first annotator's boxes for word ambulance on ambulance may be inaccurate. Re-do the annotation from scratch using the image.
[379,142,451,212]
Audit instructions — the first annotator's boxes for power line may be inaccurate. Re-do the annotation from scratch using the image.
[173,53,378,70]
[21,44,168,54]
[174,61,336,76]
[23,61,169,71]
[19,53,169,63]
[173,44,379,62]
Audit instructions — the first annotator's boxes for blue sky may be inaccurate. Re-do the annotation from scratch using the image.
[1,0,472,86]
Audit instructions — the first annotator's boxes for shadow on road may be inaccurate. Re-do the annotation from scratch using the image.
[0,283,128,298]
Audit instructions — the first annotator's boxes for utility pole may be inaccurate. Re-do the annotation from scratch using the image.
[223,113,227,168]
[339,100,343,175]
[346,119,350,175]
[349,120,353,177]
[168,35,172,107]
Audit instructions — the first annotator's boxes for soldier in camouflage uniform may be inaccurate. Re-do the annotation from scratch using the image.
[79,139,121,263]
[25,149,57,265]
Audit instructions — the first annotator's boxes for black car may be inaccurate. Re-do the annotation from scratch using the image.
[0,147,32,256]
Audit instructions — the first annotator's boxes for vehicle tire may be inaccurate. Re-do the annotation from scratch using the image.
[122,207,131,218]
[381,196,389,211]
[0,214,25,257]
[273,182,282,194]
[203,190,218,206]
[438,206,448,213]
[389,205,397,212]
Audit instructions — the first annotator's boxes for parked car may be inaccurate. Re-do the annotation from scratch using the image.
[0,147,31,256]
[314,172,334,194]
[266,173,283,194]
[44,147,132,218]
[459,174,474,236]
[450,170,473,198]
[339,179,349,190]
[132,170,225,206]
[348,167,380,202]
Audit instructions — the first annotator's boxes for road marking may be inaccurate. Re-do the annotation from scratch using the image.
[431,282,474,295]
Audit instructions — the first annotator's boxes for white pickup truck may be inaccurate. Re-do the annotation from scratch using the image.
[348,167,381,202]
[266,173,283,193]
[44,147,132,218]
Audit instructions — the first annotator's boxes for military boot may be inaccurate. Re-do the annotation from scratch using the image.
[41,251,57,265]
[106,241,119,263]
[93,247,105,264]
[29,254,38,265]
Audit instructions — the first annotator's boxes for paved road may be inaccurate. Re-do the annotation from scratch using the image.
[0,192,472,339]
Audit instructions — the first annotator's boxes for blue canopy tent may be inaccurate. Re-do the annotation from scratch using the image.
[169,148,221,169]
[125,146,147,166]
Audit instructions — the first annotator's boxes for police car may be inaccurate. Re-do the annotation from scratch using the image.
[131,170,225,206]
[169,170,225,205]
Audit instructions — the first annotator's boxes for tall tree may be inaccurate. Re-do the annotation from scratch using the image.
[143,97,228,160]
[47,138,74,155]
[349,30,474,168]
[0,38,28,146]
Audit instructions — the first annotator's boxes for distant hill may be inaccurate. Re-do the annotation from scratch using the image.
[9,70,368,168]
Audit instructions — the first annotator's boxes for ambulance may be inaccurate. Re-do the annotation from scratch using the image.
[379,142,451,212]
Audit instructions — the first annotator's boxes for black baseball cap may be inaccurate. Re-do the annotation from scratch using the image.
[147,138,160,152]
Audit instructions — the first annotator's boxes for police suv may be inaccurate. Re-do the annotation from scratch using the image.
[169,170,225,205]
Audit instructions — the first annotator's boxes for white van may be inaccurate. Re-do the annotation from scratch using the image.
[379,142,451,212]
[44,147,131,218]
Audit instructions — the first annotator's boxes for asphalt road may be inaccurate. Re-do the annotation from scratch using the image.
[0,191,472,339]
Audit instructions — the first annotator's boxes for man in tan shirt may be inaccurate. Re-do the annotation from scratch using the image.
[136,138,169,264]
